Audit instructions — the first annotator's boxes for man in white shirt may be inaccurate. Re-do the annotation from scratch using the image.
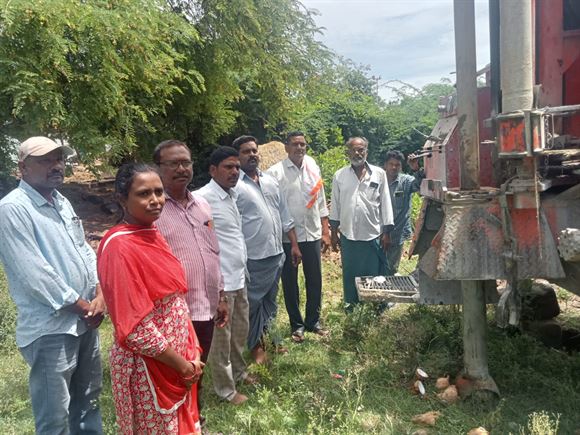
[232,135,302,363]
[197,146,254,405]
[268,131,330,343]
[329,137,394,307]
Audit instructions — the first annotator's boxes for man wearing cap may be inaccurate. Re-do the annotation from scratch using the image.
[0,137,105,434]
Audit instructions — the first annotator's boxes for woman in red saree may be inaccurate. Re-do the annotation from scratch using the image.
[97,163,202,434]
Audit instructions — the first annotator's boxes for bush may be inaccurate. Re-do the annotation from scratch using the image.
[520,411,561,435]
[0,139,18,199]
[0,267,17,349]
[314,146,348,200]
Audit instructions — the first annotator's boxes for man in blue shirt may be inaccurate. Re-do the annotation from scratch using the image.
[383,150,425,275]
[0,137,105,434]
[232,135,301,364]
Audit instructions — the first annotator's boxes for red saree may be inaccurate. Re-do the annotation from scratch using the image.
[98,223,201,434]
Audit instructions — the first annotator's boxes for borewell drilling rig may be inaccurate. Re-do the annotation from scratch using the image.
[359,0,580,397]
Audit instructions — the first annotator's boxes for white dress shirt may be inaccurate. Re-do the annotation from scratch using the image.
[329,163,394,241]
[235,170,294,260]
[267,155,329,243]
[197,179,247,291]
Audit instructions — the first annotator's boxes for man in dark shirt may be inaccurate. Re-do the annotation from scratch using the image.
[383,150,425,275]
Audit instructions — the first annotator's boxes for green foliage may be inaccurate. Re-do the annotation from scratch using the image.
[0,0,450,178]
[0,267,16,350]
[2,258,580,433]
[0,0,203,163]
[158,0,331,152]
[313,146,348,200]
[518,411,561,435]
[0,136,18,197]
[410,192,422,226]
[288,59,453,169]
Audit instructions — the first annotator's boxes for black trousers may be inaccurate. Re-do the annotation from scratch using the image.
[281,240,322,332]
[192,319,215,413]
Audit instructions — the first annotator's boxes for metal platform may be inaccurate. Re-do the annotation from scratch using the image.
[355,272,500,305]
[355,275,419,303]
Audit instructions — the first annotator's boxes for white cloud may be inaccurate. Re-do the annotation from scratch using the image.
[302,0,490,100]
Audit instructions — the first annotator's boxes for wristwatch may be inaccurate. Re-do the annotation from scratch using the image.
[219,295,229,303]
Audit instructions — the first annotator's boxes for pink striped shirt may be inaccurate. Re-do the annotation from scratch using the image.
[156,191,224,321]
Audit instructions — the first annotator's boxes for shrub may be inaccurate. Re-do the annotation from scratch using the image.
[314,146,348,200]
[0,267,17,349]
[519,411,561,435]
[0,139,18,199]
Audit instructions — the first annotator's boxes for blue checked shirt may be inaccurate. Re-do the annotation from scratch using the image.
[388,170,425,245]
[0,181,98,347]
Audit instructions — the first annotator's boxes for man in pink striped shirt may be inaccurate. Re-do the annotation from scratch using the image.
[154,139,229,419]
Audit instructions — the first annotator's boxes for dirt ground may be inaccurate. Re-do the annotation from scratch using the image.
[61,165,117,249]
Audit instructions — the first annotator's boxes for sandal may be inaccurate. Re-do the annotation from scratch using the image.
[291,330,305,343]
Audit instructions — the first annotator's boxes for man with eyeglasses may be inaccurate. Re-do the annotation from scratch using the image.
[154,139,229,419]
[329,137,394,308]
[267,131,330,343]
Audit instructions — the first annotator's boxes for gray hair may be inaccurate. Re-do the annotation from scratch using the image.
[345,137,369,149]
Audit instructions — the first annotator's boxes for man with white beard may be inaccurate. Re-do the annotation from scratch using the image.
[329,137,394,308]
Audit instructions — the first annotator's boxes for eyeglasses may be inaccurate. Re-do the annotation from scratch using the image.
[159,160,193,170]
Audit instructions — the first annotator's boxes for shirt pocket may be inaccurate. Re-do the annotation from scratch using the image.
[70,217,87,247]
[198,222,220,255]
[363,181,381,203]
[262,190,280,211]
[393,190,405,211]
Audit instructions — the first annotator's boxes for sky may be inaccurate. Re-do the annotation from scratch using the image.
[301,0,491,100]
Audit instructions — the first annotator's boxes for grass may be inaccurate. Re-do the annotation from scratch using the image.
[1,256,579,434]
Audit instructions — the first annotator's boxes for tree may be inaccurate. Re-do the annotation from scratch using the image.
[0,0,452,182]
[0,0,203,164]
[162,0,331,150]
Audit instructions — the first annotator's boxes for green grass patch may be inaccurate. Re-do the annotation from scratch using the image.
[1,261,579,434]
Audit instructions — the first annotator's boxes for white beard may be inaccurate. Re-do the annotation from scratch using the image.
[350,158,366,168]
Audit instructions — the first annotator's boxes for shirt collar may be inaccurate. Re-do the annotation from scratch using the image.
[349,161,372,175]
[209,178,237,200]
[389,173,402,186]
[239,169,263,182]
[284,157,303,170]
[19,180,62,208]
[164,189,196,207]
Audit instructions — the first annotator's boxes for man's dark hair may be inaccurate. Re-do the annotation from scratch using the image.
[153,139,190,164]
[231,135,257,151]
[285,131,305,144]
[209,146,239,167]
[384,150,405,164]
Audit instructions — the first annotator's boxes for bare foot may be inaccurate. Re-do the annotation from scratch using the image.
[275,345,289,354]
[243,373,259,385]
[251,345,268,364]
[229,392,248,405]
